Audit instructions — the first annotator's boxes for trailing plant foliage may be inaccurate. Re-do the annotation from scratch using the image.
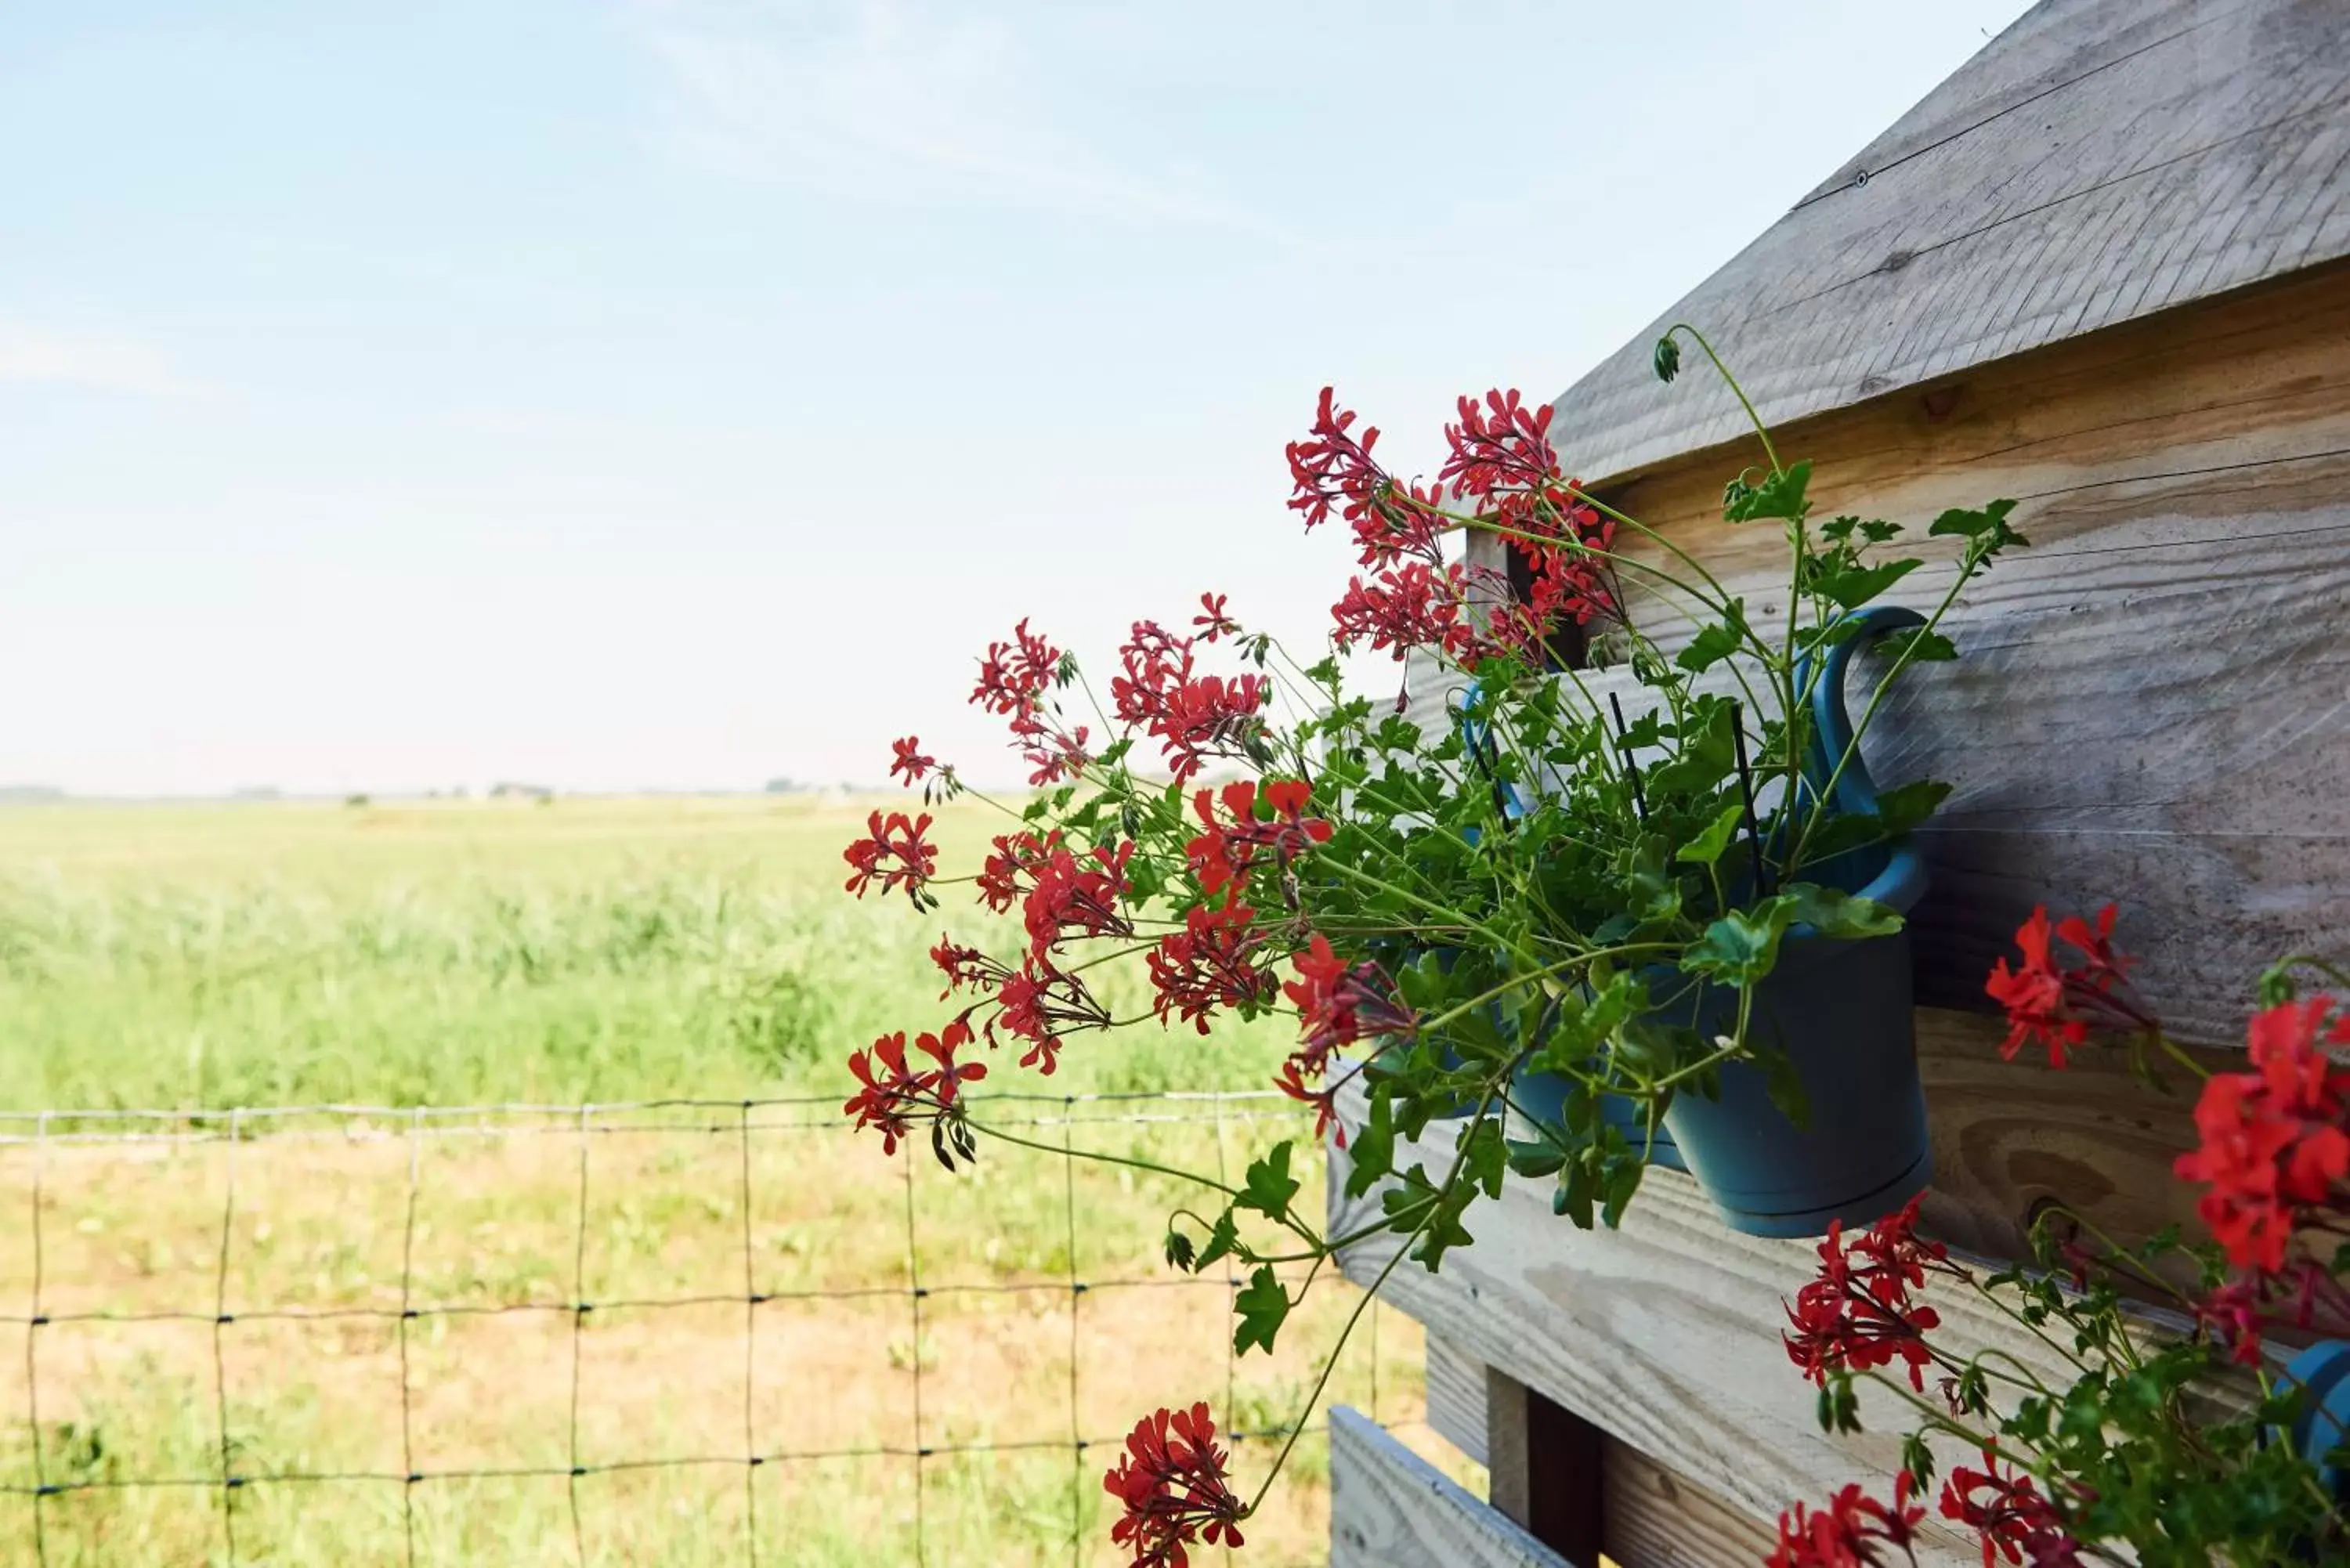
[1766,916,2350,1566]
[841,334,2026,1559]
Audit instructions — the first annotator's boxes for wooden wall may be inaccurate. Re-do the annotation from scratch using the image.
[1340,254,2350,1568]
[1491,258,2350,1044]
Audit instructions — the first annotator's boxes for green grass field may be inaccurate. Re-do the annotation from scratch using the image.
[0,797,1461,1566]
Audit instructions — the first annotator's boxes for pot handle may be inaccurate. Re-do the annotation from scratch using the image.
[1795,605,1926,821]
[1449,677,1531,822]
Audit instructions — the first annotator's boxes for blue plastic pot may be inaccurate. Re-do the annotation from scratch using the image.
[1652,605,1934,1237]
[1651,838,1929,1237]
[2280,1340,2350,1497]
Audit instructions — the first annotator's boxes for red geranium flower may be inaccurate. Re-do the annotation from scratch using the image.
[1148,890,1275,1035]
[971,619,1061,718]
[1781,1198,1948,1393]
[842,810,937,905]
[1192,593,1238,643]
[888,736,937,786]
[1330,561,1486,665]
[1939,1448,2083,1567]
[1767,1474,1925,1568]
[992,956,1112,1075]
[931,937,1011,1000]
[1185,779,1332,894]
[1984,905,2155,1068]
[1282,934,1416,1060]
[1438,388,1558,502]
[842,1021,985,1155]
[977,831,1058,914]
[1103,1402,1246,1568]
[2174,995,2350,1272]
[1020,840,1137,959]
[1285,387,1444,567]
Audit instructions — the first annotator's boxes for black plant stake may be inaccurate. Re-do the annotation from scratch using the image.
[1607,691,1649,827]
[1730,703,1769,897]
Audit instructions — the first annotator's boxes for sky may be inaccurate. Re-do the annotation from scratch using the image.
[0,0,2034,797]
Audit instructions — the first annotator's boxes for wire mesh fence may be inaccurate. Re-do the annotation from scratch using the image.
[0,1092,1403,1566]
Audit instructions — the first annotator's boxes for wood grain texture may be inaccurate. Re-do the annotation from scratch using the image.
[1325,1097,2123,1567]
[1328,1112,1999,1566]
[1542,0,2350,486]
[1423,1330,1490,1467]
[1424,1335,1777,1566]
[1329,1405,1576,1568]
[1603,1439,1782,1568]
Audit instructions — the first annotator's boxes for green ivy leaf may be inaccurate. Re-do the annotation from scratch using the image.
[1723,460,1813,524]
[1881,626,1958,663]
[1343,1094,1397,1200]
[1810,556,1920,610]
[1681,896,1797,985]
[1646,702,1737,800]
[1872,779,1952,836]
[1675,801,1750,869]
[1781,882,1904,939]
[1763,1049,1811,1130]
[1233,1266,1289,1357]
[1195,1209,1240,1272]
[1674,605,1747,674]
[1928,497,2029,565]
[1236,1141,1300,1221]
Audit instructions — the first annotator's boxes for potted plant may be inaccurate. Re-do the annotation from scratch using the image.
[841,334,2026,1562]
[1765,910,2350,1566]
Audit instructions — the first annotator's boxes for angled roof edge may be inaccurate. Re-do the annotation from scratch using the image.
[1549,0,2350,486]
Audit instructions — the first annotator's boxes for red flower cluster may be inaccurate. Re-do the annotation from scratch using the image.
[1102,1403,1246,1568]
[1112,620,1271,782]
[971,619,1061,717]
[930,937,1011,999]
[2174,995,2350,1274]
[1285,387,1444,568]
[1438,388,1556,500]
[1186,779,1332,895]
[971,619,1093,786]
[1984,905,2154,1068]
[1783,1198,1948,1393]
[993,956,1112,1075]
[1020,840,1137,959]
[1329,560,1484,665]
[977,832,1058,914]
[842,811,937,905]
[1939,1449,2083,1567]
[1148,890,1277,1035]
[842,1022,985,1155]
[1767,1475,1925,1568]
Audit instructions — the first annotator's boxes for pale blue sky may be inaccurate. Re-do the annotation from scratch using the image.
[0,1,2030,796]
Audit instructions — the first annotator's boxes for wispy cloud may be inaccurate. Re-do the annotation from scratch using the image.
[631,0,1261,229]
[0,320,198,397]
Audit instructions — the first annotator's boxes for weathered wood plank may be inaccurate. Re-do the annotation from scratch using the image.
[1544,0,2350,486]
[1426,1334,1776,1566]
[1329,1405,1577,1568]
[1603,1437,1781,1568]
[1325,1082,2118,1567]
[1485,1369,1605,1562]
[1423,1330,1489,1466]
